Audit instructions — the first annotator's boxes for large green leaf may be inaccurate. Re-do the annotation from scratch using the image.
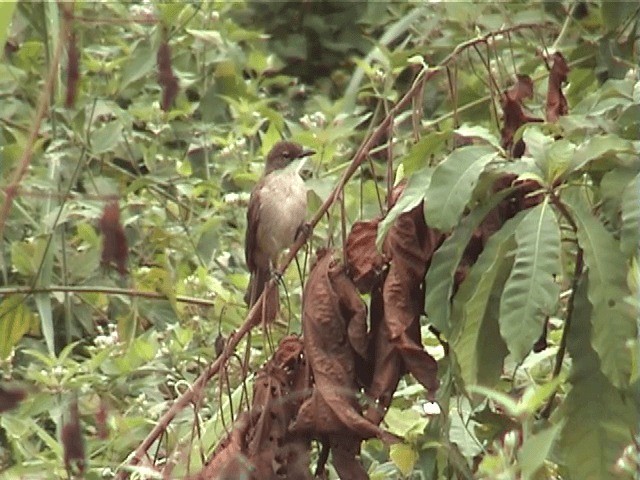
[523,127,575,184]
[499,200,561,362]
[450,210,527,387]
[620,173,640,257]
[568,134,635,174]
[558,275,636,480]
[425,189,511,334]
[376,166,433,249]
[424,145,497,231]
[568,192,637,387]
[0,295,33,359]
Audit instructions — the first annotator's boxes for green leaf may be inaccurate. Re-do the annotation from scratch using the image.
[34,293,54,356]
[384,406,429,439]
[523,127,575,183]
[376,166,432,249]
[519,423,563,480]
[389,443,418,476]
[425,189,512,334]
[120,44,157,91]
[451,210,527,387]
[558,275,637,480]
[455,124,501,150]
[568,192,637,387]
[424,145,497,231]
[620,173,640,257]
[499,200,561,362]
[569,134,635,174]
[0,2,17,60]
[0,295,33,358]
[90,120,123,154]
[402,131,449,175]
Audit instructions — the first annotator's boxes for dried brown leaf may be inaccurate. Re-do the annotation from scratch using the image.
[198,337,309,480]
[500,75,542,158]
[99,201,128,276]
[546,52,569,122]
[345,219,385,294]
[291,250,397,444]
[61,398,86,477]
[0,385,26,413]
[65,30,79,108]
[157,39,179,111]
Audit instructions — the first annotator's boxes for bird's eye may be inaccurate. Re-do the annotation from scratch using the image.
[282,151,290,159]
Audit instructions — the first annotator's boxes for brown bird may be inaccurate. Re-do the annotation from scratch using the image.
[245,141,315,307]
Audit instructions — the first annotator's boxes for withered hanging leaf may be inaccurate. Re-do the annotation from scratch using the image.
[197,336,309,480]
[99,201,128,276]
[65,30,80,108]
[291,250,397,444]
[61,398,86,477]
[500,75,542,158]
[546,52,569,122]
[96,397,108,440]
[345,219,386,294]
[157,38,179,111]
[376,204,441,398]
[0,385,26,413]
[329,435,369,480]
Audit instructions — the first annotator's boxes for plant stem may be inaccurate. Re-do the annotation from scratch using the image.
[541,246,584,420]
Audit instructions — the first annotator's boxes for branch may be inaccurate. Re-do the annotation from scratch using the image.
[0,285,217,308]
[0,15,66,240]
[114,285,271,479]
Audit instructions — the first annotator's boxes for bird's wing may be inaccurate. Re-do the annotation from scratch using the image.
[245,184,262,272]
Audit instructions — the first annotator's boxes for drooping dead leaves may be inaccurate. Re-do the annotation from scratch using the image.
[500,50,570,157]
[99,201,128,276]
[193,53,565,479]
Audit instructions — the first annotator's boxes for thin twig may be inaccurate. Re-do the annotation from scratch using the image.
[0,285,218,308]
[0,19,65,240]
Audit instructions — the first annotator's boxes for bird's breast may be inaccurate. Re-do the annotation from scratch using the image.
[257,171,307,261]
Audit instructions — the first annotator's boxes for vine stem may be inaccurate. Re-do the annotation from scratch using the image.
[541,192,583,420]
[117,21,557,477]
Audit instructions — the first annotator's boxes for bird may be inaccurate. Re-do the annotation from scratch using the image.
[245,141,315,308]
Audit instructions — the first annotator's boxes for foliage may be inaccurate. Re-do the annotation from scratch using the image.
[0,1,639,479]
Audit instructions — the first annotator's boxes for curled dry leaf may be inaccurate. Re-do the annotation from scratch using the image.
[196,336,310,480]
[290,249,397,445]
[500,74,542,158]
[99,201,128,276]
[546,52,569,122]
[365,201,443,423]
[65,30,80,108]
[157,38,179,111]
[61,398,86,477]
[0,385,26,413]
[345,219,386,293]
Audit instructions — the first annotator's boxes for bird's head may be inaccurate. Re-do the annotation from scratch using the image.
[264,141,315,174]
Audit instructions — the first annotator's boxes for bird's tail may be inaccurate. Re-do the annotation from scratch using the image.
[245,267,268,307]
[245,267,279,323]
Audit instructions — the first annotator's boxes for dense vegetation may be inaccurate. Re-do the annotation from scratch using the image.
[0,1,638,479]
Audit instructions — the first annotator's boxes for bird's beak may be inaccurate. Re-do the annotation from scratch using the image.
[298,147,316,158]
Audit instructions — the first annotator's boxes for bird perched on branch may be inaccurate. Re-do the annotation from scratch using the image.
[245,141,315,307]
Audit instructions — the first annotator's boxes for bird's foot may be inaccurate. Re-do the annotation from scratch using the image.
[295,222,312,242]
